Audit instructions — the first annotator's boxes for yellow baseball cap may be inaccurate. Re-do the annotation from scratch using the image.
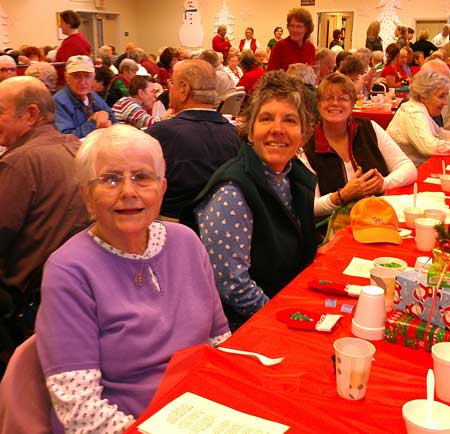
[350,196,401,244]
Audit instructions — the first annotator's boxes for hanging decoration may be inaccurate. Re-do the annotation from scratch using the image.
[214,0,235,41]
[377,0,403,49]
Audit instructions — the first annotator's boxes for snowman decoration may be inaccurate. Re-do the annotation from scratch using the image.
[179,0,204,47]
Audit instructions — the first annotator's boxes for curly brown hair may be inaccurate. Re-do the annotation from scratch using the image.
[286,8,314,40]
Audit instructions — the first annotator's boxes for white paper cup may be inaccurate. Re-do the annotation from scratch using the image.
[415,256,432,272]
[432,343,450,403]
[373,256,408,272]
[415,218,440,252]
[402,399,450,434]
[425,209,447,223]
[405,207,425,229]
[440,175,450,194]
[370,266,399,312]
[334,337,376,400]
[352,285,386,341]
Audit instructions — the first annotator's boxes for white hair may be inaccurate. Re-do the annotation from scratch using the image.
[76,124,166,187]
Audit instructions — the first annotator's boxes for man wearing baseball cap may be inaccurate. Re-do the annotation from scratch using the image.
[54,55,117,138]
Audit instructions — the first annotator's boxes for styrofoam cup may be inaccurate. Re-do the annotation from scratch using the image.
[370,266,398,311]
[432,343,450,403]
[425,209,447,223]
[403,399,450,433]
[334,337,376,400]
[415,256,432,272]
[440,175,450,193]
[373,256,408,272]
[415,218,440,252]
[405,207,425,229]
[352,285,386,340]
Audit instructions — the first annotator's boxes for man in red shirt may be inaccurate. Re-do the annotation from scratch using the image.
[266,7,315,71]
[212,25,232,64]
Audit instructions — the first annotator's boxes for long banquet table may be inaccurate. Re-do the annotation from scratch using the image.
[352,105,395,129]
[124,156,450,434]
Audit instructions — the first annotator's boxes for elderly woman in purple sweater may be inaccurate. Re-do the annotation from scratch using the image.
[36,124,230,434]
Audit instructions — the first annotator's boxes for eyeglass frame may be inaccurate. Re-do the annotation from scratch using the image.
[319,94,353,104]
[88,170,162,191]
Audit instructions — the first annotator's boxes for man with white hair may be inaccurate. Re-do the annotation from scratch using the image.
[198,49,235,105]
[315,48,335,82]
[106,58,139,107]
[54,55,117,138]
[148,59,240,219]
[0,55,16,82]
[0,76,89,358]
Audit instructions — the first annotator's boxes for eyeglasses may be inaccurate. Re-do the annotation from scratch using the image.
[0,67,16,73]
[89,171,161,190]
[320,95,352,103]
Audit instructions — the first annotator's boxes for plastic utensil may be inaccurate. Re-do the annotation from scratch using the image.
[427,368,435,427]
[413,182,418,209]
[217,347,284,366]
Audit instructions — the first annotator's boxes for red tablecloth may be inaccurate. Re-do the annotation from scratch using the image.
[124,156,449,434]
[352,107,394,129]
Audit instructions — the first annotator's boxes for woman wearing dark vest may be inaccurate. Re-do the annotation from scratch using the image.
[301,72,416,218]
[182,71,318,330]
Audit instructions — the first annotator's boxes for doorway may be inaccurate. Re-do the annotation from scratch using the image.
[415,19,447,43]
[317,12,354,50]
[77,12,119,56]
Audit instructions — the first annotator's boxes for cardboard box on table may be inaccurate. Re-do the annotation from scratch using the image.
[394,270,450,330]
[384,310,450,352]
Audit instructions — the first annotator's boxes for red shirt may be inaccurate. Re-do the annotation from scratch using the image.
[266,37,315,71]
[380,64,408,85]
[212,35,232,61]
[141,59,160,77]
[237,66,265,95]
[55,32,92,62]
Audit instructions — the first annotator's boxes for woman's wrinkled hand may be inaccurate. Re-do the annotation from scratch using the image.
[341,166,384,202]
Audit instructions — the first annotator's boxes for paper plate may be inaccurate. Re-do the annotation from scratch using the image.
[398,228,412,238]
[276,308,319,330]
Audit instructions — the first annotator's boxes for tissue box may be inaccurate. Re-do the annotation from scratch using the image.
[427,263,450,289]
[384,310,450,352]
[427,248,450,289]
[395,270,450,329]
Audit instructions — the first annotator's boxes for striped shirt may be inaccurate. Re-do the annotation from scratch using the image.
[112,96,155,130]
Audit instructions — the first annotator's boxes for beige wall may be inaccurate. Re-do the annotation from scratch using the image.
[1,0,138,53]
[135,0,450,54]
[1,0,450,54]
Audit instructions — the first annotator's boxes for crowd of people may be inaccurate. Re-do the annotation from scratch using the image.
[1,6,450,434]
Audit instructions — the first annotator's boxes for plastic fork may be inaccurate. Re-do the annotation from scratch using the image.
[217,347,284,366]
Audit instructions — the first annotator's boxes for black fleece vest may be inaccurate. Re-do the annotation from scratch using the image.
[303,117,389,196]
[182,143,318,299]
